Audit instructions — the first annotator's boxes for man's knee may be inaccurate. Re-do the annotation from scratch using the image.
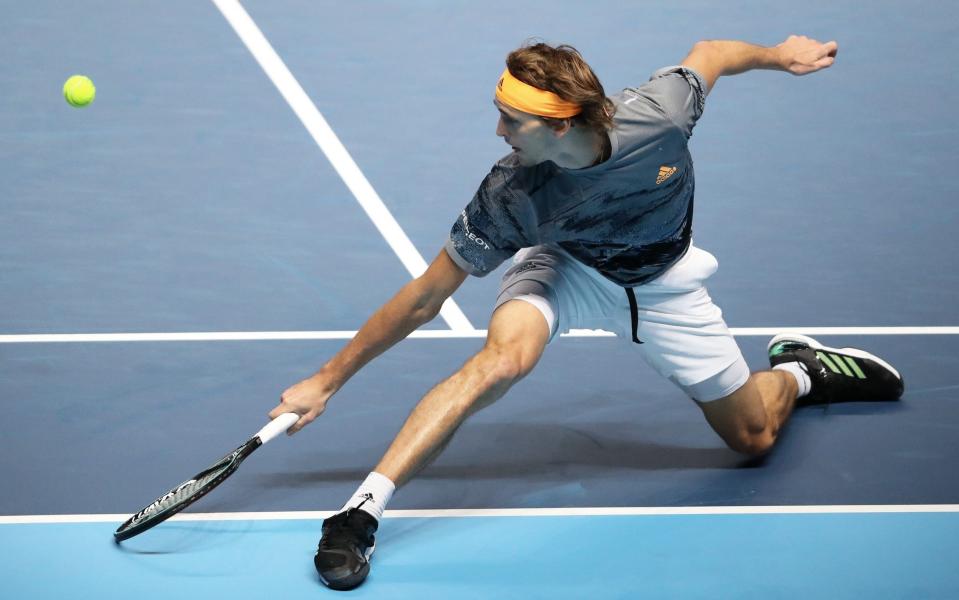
[449,298,548,416]
[475,342,535,388]
[700,377,778,457]
[721,427,776,457]
[449,344,531,418]
[487,299,550,371]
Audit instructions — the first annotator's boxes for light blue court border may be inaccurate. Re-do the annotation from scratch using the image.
[2,513,957,599]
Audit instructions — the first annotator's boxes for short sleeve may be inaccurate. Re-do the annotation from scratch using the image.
[637,66,707,138]
[445,165,533,277]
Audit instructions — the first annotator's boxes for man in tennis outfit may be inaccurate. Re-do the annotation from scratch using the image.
[270,34,904,590]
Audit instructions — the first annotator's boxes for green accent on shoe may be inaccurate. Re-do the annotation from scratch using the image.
[817,351,842,374]
[831,353,855,377]
[769,342,789,357]
[844,356,867,379]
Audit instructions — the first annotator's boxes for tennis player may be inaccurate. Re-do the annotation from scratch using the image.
[270,35,904,590]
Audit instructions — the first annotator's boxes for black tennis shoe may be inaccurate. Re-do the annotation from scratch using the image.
[315,508,378,590]
[768,333,904,405]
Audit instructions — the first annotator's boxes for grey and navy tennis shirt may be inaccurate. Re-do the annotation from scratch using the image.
[445,66,707,287]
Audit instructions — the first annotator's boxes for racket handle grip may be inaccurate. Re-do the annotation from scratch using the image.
[256,412,299,444]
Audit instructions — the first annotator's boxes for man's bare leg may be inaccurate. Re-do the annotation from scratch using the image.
[314,299,551,590]
[699,370,799,456]
[375,299,551,487]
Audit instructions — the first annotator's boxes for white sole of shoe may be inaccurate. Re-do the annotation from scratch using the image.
[768,332,902,381]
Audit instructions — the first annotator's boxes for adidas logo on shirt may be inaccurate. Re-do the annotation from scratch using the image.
[656,165,677,185]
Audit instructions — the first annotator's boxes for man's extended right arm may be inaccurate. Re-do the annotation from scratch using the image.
[269,248,469,433]
[681,35,838,94]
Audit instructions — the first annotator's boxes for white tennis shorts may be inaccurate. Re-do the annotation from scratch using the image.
[495,244,750,402]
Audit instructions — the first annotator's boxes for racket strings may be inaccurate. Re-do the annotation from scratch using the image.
[130,464,223,522]
[115,437,265,541]
[121,444,248,529]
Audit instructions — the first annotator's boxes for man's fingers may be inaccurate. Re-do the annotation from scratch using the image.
[271,376,331,434]
[789,41,838,75]
[288,412,317,435]
[804,41,836,61]
[267,406,315,435]
[815,56,835,69]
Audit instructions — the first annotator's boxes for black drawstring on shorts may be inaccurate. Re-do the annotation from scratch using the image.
[625,287,643,344]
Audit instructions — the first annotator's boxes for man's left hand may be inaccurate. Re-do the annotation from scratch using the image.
[776,35,839,76]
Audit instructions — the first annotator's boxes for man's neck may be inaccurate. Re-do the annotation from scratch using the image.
[552,127,610,170]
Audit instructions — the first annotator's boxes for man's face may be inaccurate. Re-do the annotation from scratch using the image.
[494,100,559,166]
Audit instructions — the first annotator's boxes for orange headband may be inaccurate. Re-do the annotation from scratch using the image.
[495,68,582,119]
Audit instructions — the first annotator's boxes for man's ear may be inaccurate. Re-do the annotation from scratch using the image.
[548,117,573,137]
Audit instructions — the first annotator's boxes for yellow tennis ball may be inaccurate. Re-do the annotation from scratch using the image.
[63,75,96,107]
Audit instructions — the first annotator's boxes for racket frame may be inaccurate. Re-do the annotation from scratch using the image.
[113,413,298,542]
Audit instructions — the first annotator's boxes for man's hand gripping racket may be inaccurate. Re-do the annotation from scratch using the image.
[113,412,299,542]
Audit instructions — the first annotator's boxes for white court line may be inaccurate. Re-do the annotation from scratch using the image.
[3,504,959,525]
[210,0,473,332]
[2,327,958,344]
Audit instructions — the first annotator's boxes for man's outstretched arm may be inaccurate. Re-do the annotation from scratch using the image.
[269,249,469,433]
[681,35,838,94]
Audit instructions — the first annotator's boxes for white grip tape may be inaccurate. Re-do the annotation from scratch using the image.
[255,412,299,444]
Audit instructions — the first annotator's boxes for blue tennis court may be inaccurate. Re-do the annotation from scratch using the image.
[2,1,958,598]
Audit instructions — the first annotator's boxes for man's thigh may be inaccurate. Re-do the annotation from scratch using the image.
[494,244,751,402]
[486,298,551,376]
[494,244,626,342]
[632,247,750,402]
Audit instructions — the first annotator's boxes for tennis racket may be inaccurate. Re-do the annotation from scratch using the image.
[114,412,299,542]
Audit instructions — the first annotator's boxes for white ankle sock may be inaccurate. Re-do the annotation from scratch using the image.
[774,362,811,398]
[340,472,395,521]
